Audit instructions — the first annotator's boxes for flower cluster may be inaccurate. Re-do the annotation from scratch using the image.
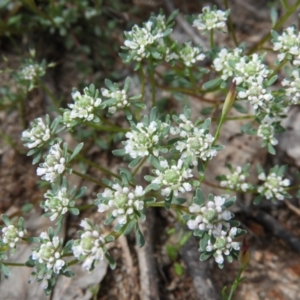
[1,222,26,249]
[172,113,219,166]
[272,26,300,65]
[19,63,45,81]
[193,6,229,32]
[63,84,102,127]
[281,69,300,105]
[148,158,193,197]
[178,42,205,67]
[22,117,51,149]
[186,191,244,267]
[205,227,240,265]
[96,183,145,225]
[257,166,290,201]
[37,143,67,182]
[29,230,66,291]
[218,165,251,192]
[122,11,175,63]
[72,219,106,271]
[257,123,278,146]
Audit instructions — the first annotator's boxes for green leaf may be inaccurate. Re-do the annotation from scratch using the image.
[171,197,186,205]
[199,251,212,261]
[0,263,10,277]
[166,245,178,261]
[202,77,223,90]
[199,232,209,251]
[135,225,145,247]
[105,252,116,269]
[194,188,204,206]
[124,77,131,91]
[267,143,276,155]
[63,270,75,277]
[69,208,80,215]
[200,106,214,116]
[266,75,277,86]
[123,219,136,236]
[104,235,115,243]
[270,6,278,27]
[253,195,263,205]
[128,157,142,168]
[1,214,10,226]
[104,78,114,90]
[112,149,126,156]
[174,262,183,276]
[21,203,34,213]
[70,143,84,161]
[233,102,247,114]
[223,197,236,208]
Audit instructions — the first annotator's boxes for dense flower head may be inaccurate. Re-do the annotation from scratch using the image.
[237,77,273,111]
[193,6,229,31]
[22,117,51,149]
[19,63,45,81]
[172,114,218,165]
[220,166,250,192]
[97,184,145,225]
[258,168,290,200]
[63,87,102,126]
[213,48,243,81]
[179,42,205,67]
[151,158,193,197]
[272,26,300,63]
[257,123,278,146]
[43,187,70,221]
[1,224,26,249]
[187,195,232,236]
[72,219,106,271]
[31,231,65,276]
[206,227,240,265]
[282,69,300,104]
[37,143,66,182]
[234,54,269,86]
[124,121,169,159]
[102,88,129,114]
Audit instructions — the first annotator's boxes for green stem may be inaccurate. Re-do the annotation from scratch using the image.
[224,0,238,46]
[72,169,109,188]
[74,153,121,180]
[210,29,215,48]
[66,259,79,267]
[76,204,95,210]
[86,122,129,132]
[150,64,156,106]
[217,115,255,122]
[146,201,189,213]
[140,66,146,102]
[280,0,289,9]
[132,156,147,176]
[247,0,300,55]
[3,262,27,267]
[227,267,244,300]
[269,57,289,78]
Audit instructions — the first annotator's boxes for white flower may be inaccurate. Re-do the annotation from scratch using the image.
[282,69,300,104]
[20,63,45,81]
[152,159,193,197]
[22,117,51,149]
[31,232,65,274]
[220,166,250,192]
[175,127,217,165]
[179,42,205,67]
[2,224,26,248]
[37,143,66,183]
[257,123,278,146]
[43,187,70,221]
[258,172,290,200]
[237,77,273,111]
[72,218,105,272]
[206,227,240,266]
[97,185,145,225]
[187,195,232,236]
[124,121,168,159]
[102,88,129,114]
[234,54,269,86]
[213,48,243,81]
[193,6,229,31]
[272,26,300,62]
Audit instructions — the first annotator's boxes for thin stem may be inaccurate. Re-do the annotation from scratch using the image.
[3,262,27,267]
[132,156,147,176]
[146,201,190,213]
[247,0,300,55]
[72,169,108,188]
[76,204,95,210]
[74,153,121,180]
[150,64,156,106]
[140,66,146,101]
[66,259,79,267]
[280,0,289,10]
[227,267,244,300]
[86,122,129,132]
[189,68,197,90]
[224,0,238,46]
[210,29,215,48]
[269,57,289,78]
[220,115,255,122]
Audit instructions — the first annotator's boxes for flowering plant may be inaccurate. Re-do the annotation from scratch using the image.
[1,3,300,299]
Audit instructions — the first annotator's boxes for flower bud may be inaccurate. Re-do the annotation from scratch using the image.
[222,81,237,117]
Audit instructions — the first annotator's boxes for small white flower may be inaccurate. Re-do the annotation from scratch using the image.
[102,88,129,114]
[257,123,278,146]
[258,171,290,200]
[152,159,193,197]
[22,117,51,149]
[37,143,66,183]
[282,69,300,105]
[97,185,146,225]
[220,166,250,192]
[179,42,205,67]
[193,6,229,31]
[2,224,26,249]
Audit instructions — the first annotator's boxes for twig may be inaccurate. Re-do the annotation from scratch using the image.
[285,200,300,217]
